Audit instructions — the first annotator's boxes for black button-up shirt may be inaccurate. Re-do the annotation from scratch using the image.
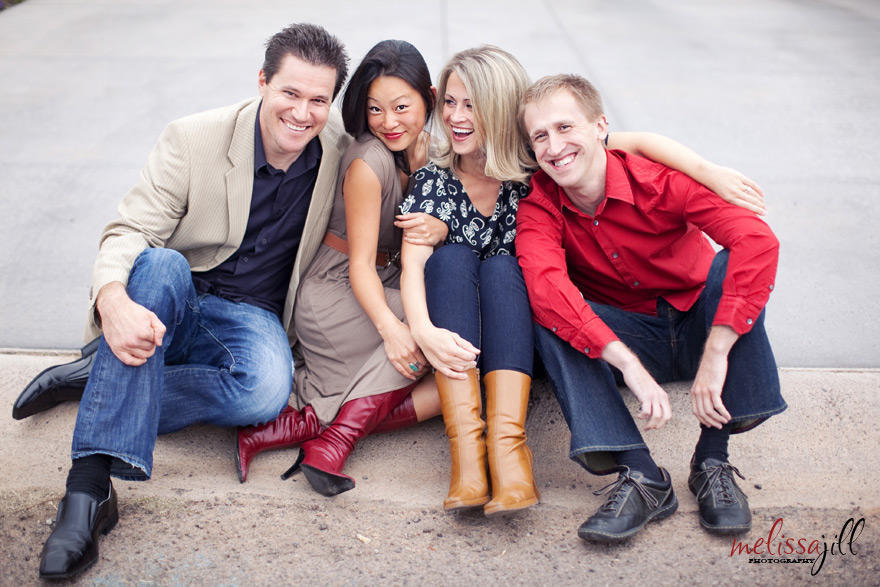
[191,104,322,317]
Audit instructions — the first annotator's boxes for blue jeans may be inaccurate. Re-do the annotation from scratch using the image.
[535,250,786,475]
[424,244,532,376]
[71,248,292,480]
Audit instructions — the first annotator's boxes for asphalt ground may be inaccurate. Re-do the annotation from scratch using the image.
[0,0,879,366]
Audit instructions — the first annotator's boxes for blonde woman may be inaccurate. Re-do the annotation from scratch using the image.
[401,46,540,515]
[400,45,768,516]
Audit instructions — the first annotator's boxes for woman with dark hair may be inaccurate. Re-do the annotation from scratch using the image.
[234,40,445,496]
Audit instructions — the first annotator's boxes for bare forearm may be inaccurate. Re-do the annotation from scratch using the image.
[703,325,739,361]
[600,340,640,373]
[610,132,705,177]
[349,261,403,337]
[400,248,434,342]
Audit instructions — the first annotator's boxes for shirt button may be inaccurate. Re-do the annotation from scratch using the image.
[769,284,774,291]
[593,219,599,226]
[584,347,590,354]
[633,281,640,287]
[552,327,557,333]
[612,252,619,259]
[746,318,753,325]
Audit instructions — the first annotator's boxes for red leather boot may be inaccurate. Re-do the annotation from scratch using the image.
[371,394,418,433]
[234,405,321,483]
[283,384,416,496]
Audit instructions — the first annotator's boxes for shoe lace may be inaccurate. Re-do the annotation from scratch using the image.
[593,468,659,513]
[696,462,746,506]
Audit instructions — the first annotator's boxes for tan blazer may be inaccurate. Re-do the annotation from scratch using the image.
[86,97,351,345]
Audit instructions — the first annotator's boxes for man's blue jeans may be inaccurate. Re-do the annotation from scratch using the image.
[425,244,533,376]
[534,250,786,475]
[71,248,292,480]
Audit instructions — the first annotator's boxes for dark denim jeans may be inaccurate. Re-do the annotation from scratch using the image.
[424,244,533,376]
[535,250,786,475]
[71,248,292,480]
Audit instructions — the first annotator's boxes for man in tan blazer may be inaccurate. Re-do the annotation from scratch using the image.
[33,23,351,580]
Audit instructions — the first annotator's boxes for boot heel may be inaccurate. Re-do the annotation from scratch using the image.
[483,370,539,517]
[280,449,306,480]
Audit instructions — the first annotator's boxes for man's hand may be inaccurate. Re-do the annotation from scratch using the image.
[690,325,738,429]
[96,282,166,366]
[602,341,671,430]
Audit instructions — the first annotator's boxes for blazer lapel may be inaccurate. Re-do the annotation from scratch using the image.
[224,98,260,250]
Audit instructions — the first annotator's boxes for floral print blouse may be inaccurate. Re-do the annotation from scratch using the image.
[400,162,529,259]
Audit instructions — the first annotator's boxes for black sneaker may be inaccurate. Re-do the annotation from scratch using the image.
[688,457,751,535]
[577,467,678,542]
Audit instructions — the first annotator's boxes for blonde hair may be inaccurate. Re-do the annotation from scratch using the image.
[518,74,605,138]
[434,46,535,183]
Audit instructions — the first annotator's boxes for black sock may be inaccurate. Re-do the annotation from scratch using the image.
[614,448,664,484]
[693,424,731,465]
[65,454,112,501]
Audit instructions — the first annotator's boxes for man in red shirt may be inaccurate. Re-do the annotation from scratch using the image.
[516,74,786,543]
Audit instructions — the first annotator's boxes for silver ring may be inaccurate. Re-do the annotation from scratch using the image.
[408,362,420,372]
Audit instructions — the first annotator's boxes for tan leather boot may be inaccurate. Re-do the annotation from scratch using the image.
[436,369,490,511]
[483,370,540,516]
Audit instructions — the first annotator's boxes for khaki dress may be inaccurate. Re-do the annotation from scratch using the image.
[292,134,411,424]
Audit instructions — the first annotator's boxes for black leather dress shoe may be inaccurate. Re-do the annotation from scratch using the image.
[39,483,118,580]
[577,467,678,543]
[12,338,98,420]
[688,456,751,534]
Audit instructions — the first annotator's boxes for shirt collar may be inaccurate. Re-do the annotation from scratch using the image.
[253,103,273,175]
[537,149,635,217]
[603,149,635,207]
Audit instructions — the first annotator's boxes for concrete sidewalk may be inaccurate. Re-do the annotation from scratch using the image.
[2,351,878,584]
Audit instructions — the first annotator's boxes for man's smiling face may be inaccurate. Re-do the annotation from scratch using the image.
[523,88,608,194]
[257,53,336,170]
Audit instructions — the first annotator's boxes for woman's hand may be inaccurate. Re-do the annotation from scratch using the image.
[414,326,480,379]
[395,213,448,247]
[380,319,429,380]
[702,164,766,215]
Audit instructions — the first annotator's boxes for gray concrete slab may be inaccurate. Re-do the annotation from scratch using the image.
[0,0,878,366]
[1,352,878,582]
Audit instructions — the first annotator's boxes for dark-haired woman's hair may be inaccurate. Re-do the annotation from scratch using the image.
[341,40,434,173]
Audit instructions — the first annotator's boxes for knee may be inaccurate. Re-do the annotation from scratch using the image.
[231,367,292,426]
[128,249,192,303]
[703,250,730,300]
[480,253,520,277]
[480,254,524,289]
[425,243,478,276]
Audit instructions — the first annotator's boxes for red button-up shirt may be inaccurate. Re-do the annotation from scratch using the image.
[516,149,779,359]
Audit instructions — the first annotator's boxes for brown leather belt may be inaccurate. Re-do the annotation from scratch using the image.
[322,231,401,269]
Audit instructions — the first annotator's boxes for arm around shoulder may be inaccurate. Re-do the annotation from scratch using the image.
[609,131,766,214]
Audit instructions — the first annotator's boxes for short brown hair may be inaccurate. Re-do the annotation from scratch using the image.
[518,74,604,139]
[262,23,349,98]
